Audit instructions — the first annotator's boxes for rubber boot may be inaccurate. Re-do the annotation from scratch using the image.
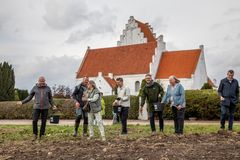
[73,123,79,137]
[83,124,88,137]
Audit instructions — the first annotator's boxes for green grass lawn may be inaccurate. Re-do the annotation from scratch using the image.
[1,124,240,143]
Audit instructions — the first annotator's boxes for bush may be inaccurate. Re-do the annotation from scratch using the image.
[1,91,240,120]
[163,90,240,120]
[0,96,139,119]
[102,95,139,119]
[15,89,29,101]
[201,83,213,90]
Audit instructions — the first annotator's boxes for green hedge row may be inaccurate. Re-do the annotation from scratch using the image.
[0,96,139,119]
[164,90,240,120]
[0,90,240,120]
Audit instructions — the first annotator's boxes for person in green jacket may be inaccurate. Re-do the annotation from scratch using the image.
[140,74,164,135]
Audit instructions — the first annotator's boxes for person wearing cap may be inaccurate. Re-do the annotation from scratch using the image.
[72,76,89,137]
[140,74,164,135]
[17,76,57,140]
[218,70,239,131]
[161,75,186,135]
[87,80,106,141]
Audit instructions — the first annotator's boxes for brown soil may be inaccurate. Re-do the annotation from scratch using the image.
[1,133,240,160]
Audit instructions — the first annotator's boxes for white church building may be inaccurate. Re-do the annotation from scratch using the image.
[76,16,213,96]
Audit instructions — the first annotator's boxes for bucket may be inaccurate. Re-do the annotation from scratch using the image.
[50,115,60,124]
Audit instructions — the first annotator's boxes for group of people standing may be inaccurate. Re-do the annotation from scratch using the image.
[17,69,239,141]
[140,74,186,135]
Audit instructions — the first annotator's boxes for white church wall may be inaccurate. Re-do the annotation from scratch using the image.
[192,46,208,89]
[76,73,146,96]
[150,35,166,78]
[95,76,113,96]
[113,74,146,96]
[76,74,113,96]
[159,78,194,91]
[117,16,148,46]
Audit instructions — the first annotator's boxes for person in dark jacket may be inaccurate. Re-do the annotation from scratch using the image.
[17,76,57,140]
[218,70,239,131]
[72,76,89,137]
[140,74,164,135]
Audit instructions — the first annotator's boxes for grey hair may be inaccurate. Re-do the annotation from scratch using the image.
[145,73,152,77]
[169,75,180,83]
[88,80,97,88]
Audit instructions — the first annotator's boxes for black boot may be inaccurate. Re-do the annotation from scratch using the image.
[83,124,88,137]
[73,123,79,137]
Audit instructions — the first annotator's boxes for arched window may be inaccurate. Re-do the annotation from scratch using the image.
[135,81,140,92]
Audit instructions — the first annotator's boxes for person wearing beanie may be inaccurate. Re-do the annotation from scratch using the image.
[87,80,106,141]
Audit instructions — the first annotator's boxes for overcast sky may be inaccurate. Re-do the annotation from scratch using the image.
[0,0,240,91]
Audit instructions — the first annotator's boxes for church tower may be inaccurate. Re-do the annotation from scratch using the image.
[117,16,156,46]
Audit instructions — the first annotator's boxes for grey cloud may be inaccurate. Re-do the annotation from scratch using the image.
[224,8,240,15]
[43,0,117,43]
[1,55,82,91]
[210,22,224,30]
[65,7,117,43]
[205,45,240,84]
[151,17,167,34]
[43,0,89,30]
[237,33,240,39]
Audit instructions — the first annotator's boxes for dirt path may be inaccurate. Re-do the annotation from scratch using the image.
[1,132,240,160]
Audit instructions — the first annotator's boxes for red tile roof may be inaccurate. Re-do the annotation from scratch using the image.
[155,49,201,79]
[104,77,117,88]
[76,42,157,78]
[135,20,156,42]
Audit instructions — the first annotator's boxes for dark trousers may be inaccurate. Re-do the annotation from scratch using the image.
[220,103,236,130]
[172,107,185,134]
[32,109,48,137]
[120,107,129,134]
[149,111,164,132]
[75,110,88,134]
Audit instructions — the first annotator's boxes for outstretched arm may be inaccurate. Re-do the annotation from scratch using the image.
[21,87,35,104]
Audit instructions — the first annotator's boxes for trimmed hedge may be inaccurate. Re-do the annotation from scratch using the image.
[0,90,240,120]
[163,90,240,120]
[0,96,139,119]
[103,96,139,119]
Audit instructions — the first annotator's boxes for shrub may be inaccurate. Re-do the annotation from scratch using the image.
[0,91,240,120]
[15,89,29,101]
[0,96,139,119]
[102,95,139,119]
[201,83,213,90]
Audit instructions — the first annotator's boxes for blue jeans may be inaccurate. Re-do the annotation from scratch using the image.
[220,103,236,130]
[149,111,164,132]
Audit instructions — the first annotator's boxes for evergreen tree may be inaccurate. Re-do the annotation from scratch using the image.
[15,89,29,100]
[0,62,15,101]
